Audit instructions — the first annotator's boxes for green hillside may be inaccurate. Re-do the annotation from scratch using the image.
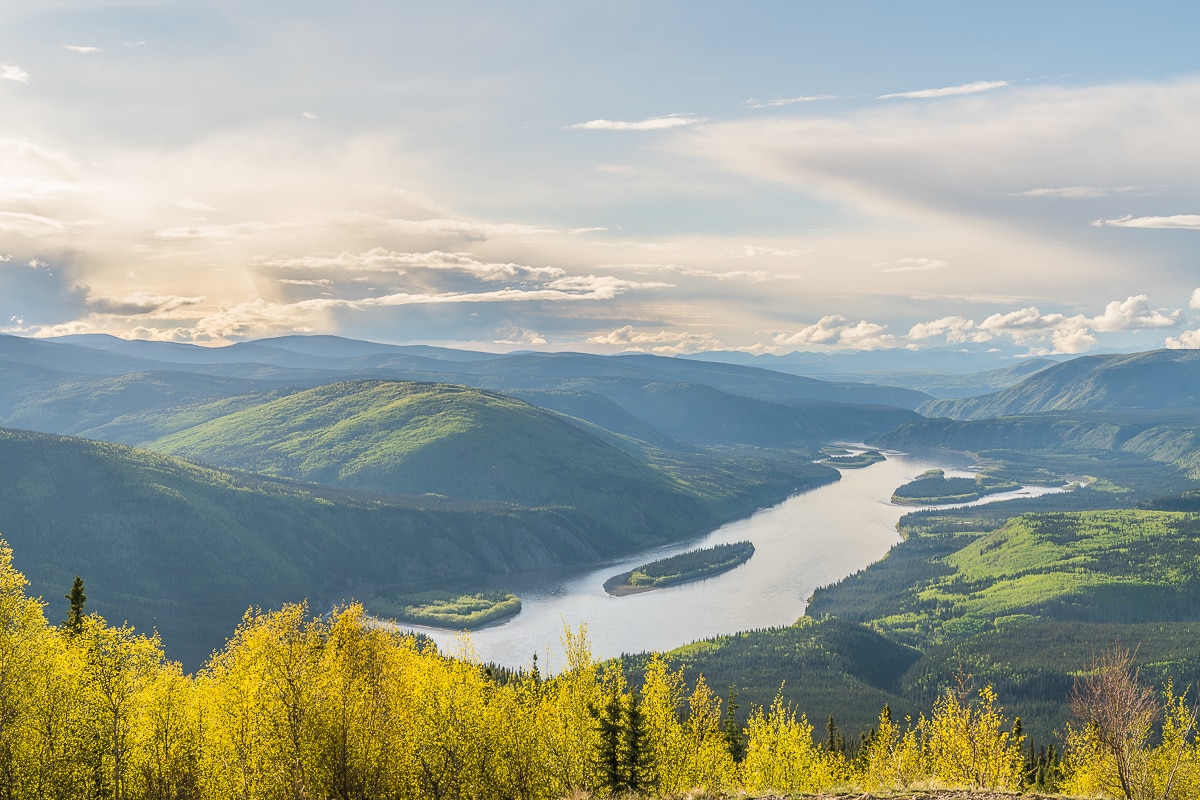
[144,380,762,539]
[920,349,1200,419]
[0,427,732,668]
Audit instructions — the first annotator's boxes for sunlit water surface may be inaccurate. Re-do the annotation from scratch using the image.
[418,452,1066,670]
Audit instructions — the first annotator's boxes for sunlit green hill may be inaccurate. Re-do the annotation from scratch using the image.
[144,380,732,531]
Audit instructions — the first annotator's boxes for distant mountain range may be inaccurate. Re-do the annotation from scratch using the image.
[919,349,1200,419]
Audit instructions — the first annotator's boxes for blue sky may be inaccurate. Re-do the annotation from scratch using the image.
[2,1,1200,355]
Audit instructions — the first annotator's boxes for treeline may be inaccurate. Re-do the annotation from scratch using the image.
[0,539,1197,799]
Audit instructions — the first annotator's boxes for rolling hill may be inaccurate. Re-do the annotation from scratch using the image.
[0,427,671,667]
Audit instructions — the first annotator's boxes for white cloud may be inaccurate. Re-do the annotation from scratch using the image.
[1092,214,1200,230]
[1190,289,1200,310]
[1014,185,1141,199]
[262,248,568,282]
[1087,295,1176,332]
[748,96,837,109]
[907,315,981,345]
[62,45,103,54]
[651,263,799,283]
[1166,329,1200,349]
[773,315,895,349]
[302,112,317,120]
[280,278,334,287]
[907,295,1180,354]
[586,324,725,355]
[493,326,547,346]
[568,115,700,131]
[878,80,1009,100]
[0,64,30,83]
[878,257,946,273]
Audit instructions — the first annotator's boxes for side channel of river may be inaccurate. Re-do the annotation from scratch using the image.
[420,451,1063,670]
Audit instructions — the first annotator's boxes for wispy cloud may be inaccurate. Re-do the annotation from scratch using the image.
[88,292,205,316]
[62,45,103,54]
[301,112,317,120]
[1092,214,1200,230]
[1014,185,1143,199]
[568,114,700,131]
[0,64,30,83]
[747,96,837,109]
[0,211,74,235]
[877,257,946,273]
[878,80,1009,100]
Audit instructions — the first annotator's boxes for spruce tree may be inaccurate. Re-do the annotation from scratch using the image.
[64,575,86,636]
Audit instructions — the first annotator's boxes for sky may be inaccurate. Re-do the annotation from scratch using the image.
[2,1,1200,357]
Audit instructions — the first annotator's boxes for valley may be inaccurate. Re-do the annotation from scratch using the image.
[3,332,1200,797]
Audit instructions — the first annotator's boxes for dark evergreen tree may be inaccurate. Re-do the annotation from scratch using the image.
[63,575,86,636]
[623,690,655,792]
[825,714,845,754]
[723,686,746,763]
[590,693,624,794]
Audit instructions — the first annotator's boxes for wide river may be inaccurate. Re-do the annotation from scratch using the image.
[420,451,1062,670]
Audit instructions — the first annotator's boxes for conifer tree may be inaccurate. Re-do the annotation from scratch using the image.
[64,576,86,636]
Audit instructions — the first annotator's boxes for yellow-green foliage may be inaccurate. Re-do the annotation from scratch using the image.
[741,692,852,793]
[0,531,1195,799]
[920,683,1024,790]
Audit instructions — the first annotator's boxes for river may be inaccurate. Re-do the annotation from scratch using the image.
[419,451,1064,670]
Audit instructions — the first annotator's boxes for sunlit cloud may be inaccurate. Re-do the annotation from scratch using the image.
[587,324,727,355]
[1166,329,1200,349]
[773,315,895,350]
[568,114,700,131]
[878,80,1009,99]
[493,326,548,346]
[0,64,30,83]
[1092,214,1200,230]
[62,45,103,54]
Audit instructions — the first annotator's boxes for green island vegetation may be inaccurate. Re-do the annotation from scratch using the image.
[819,448,886,468]
[370,590,522,629]
[891,468,1020,505]
[603,541,755,596]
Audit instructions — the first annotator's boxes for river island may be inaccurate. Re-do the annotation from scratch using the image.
[604,541,756,596]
